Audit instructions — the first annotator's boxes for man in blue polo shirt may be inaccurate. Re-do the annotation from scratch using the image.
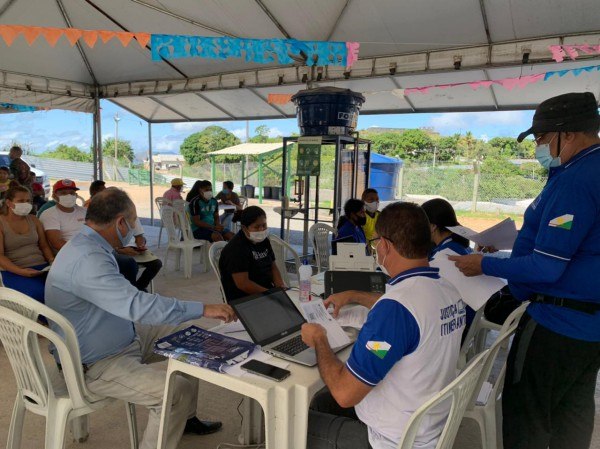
[303,202,465,449]
[450,92,600,449]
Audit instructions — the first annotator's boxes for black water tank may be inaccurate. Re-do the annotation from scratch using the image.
[292,87,365,136]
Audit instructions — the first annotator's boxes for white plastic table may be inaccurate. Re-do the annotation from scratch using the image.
[219,203,237,211]
[156,288,353,449]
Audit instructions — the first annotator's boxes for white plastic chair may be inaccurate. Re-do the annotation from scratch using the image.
[155,197,166,247]
[309,223,337,273]
[398,350,489,449]
[76,195,86,207]
[230,196,247,234]
[269,234,301,287]
[161,205,207,279]
[208,241,228,303]
[462,302,529,449]
[0,287,138,449]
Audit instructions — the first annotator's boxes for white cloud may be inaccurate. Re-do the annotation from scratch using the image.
[268,127,283,138]
[428,111,529,135]
[154,138,181,152]
[231,128,247,141]
[479,134,490,142]
[172,122,212,132]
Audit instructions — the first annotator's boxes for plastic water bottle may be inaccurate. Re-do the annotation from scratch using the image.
[299,260,312,302]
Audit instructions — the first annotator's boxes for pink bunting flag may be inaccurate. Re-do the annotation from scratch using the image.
[268,94,293,105]
[550,44,600,62]
[345,42,360,68]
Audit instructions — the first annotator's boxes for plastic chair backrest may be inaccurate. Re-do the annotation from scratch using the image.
[309,223,337,272]
[155,197,166,214]
[269,234,301,286]
[208,241,228,301]
[0,288,97,413]
[159,205,181,244]
[458,306,486,366]
[238,196,248,209]
[398,350,489,449]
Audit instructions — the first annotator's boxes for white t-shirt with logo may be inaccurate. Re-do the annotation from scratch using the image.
[39,205,87,242]
[346,267,466,449]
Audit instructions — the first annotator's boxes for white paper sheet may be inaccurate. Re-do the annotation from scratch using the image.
[335,306,370,330]
[447,218,517,250]
[431,248,507,310]
[300,299,351,348]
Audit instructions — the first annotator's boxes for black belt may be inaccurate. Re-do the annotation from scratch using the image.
[532,294,600,315]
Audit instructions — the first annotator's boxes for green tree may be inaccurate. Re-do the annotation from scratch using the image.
[369,132,403,155]
[102,138,135,162]
[436,133,461,161]
[249,125,280,143]
[41,144,92,162]
[180,126,240,165]
[395,129,435,159]
[488,137,519,156]
[481,155,521,176]
[517,139,536,159]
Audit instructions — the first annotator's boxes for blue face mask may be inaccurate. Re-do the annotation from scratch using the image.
[535,144,561,169]
[222,188,230,194]
[116,218,134,247]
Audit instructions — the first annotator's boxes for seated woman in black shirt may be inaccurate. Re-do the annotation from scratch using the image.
[219,206,286,301]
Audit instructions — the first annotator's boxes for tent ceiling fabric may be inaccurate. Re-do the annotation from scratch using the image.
[207,142,283,156]
[0,0,599,120]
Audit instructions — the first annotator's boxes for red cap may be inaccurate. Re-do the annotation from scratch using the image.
[32,182,44,191]
[53,179,79,193]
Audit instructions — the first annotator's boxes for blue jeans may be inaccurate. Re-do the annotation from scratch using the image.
[3,263,49,303]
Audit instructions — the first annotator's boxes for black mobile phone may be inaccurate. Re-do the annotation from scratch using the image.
[240,359,291,382]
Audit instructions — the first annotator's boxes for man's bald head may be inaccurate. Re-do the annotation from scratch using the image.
[86,187,136,226]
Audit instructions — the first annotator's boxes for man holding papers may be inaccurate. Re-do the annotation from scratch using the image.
[302,203,465,449]
[449,92,600,449]
[46,188,235,449]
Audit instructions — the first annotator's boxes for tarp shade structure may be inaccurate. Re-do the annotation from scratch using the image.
[207,143,284,204]
[0,0,599,120]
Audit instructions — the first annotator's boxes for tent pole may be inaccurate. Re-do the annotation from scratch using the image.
[96,97,103,181]
[241,158,246,189]
[92,102,98,181]
[148,122,154,226]
[211,156,216,189]
[258,155,263,204]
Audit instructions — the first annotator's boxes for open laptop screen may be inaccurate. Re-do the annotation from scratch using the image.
[231,289,306,346]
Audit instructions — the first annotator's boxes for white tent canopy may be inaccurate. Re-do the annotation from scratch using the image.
[1,0,600,121]
[207,143,283,157]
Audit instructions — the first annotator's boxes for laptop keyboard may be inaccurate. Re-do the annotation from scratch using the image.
[272,335,309,356]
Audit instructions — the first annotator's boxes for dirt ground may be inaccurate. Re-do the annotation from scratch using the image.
[72,180,514,233]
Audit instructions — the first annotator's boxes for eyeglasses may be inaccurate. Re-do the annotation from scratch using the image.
[368,237,381,253]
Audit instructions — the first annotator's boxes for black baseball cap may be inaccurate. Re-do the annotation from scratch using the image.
[517,92,600,142]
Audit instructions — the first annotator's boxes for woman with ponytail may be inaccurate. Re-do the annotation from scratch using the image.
[0,186,54,302]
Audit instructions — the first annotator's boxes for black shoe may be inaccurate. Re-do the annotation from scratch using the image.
[184,417,222,435]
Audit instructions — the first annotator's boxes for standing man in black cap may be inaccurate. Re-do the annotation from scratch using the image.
[449,92,600,449]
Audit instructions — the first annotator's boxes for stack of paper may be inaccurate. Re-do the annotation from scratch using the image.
[300,299,351,348]
[447,218,517,250]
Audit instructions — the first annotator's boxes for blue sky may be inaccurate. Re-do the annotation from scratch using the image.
[0,100,535,159]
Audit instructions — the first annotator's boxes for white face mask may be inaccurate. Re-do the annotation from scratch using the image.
[58,194,77,208]
[365,201,379,213]
[12,202,32,216]
[375,240,390,276]
[203,190,214,200]
[248,229,269,243]
[535,144,561,169]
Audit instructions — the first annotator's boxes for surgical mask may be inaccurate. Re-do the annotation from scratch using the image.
[58,194,77,208]
[365,201,379,213]
[12,203,32,216]
[203,190,214,200]
[222,189,231,195]
[116,218,134,247]
[375,243,390,276]
[248,230,269,243]
[535,144,561,169]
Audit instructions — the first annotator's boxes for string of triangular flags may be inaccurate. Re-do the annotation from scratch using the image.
[0,24,359,67]
[268,63,600,104]
[549,44,600,62]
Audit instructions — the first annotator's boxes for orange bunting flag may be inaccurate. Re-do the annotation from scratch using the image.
[268,93,293,105]
[82,30,99,48]
[115,31,134,47]
[0,25,20,46]
[134,32,150,48]
[63,28,83,46]
[22,26,42,45]
[98,30,116,44]
[41,27,64,47]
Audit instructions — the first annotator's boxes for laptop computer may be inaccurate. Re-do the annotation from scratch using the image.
[230,288,352,366]
[324,270,388,297]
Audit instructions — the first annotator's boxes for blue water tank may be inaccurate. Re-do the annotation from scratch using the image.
[369,153,403,201]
